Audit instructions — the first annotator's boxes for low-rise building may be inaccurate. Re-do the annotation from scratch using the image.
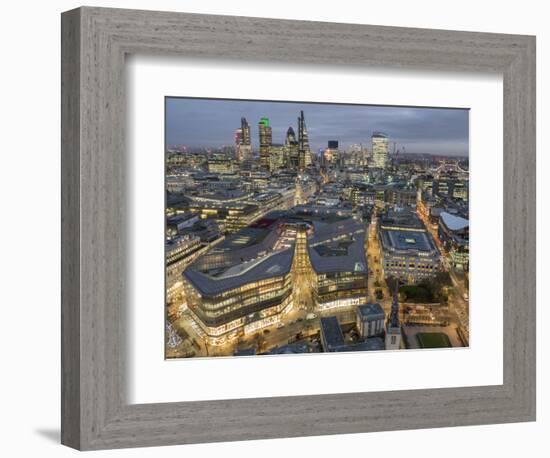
[308,218,368,311]
[207,154,237,174]
[166,234,204,301]
[356,303,385,338]
[166,213,200,237]
[378,209,440,283]
[439,211,469,271]
[182,207,369,346]
[183,248,294,345]
[320,316,345,352]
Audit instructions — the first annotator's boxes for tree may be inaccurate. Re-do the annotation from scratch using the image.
[432,271,452,288]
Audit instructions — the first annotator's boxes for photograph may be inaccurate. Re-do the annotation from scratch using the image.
[164,97,470,358]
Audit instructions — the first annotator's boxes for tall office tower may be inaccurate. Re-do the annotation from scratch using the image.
[235,117,252,163]
[322,140,339,169]
[285,126,300,170]
[372,132,389,169]
[241,117,251,145]
[385,283,402,350]
[347,143,365,167]
[234,127,243,158]
[298,110,311,171]
[258,117,272,171]
[269,144,285,171]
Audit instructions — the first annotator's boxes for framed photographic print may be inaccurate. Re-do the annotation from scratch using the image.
[61,6,536,450]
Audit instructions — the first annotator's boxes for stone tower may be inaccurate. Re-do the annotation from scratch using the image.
[385,281,402,350]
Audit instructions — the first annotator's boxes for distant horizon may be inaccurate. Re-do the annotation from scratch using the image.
[165,146,469,160]
[166,97,469,156]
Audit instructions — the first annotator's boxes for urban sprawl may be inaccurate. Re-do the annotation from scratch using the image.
[165,110,470,357]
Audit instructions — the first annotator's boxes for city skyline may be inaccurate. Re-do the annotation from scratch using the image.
[165,97,470,358]
[166,97,469,156]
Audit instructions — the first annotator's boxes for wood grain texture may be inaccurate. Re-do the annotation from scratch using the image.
[61,6,536,450]
[60,7,81,450]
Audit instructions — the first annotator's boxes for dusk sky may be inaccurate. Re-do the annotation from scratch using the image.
[166,97,469,156]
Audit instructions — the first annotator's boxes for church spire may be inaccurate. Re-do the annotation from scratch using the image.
[385,279,402,350]
[389,279,400,328]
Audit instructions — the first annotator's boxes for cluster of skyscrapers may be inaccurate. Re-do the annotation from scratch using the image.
[235,111,312,173]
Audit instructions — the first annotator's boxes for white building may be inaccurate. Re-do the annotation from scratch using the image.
[371,132,389,169]
[356,303,385,338]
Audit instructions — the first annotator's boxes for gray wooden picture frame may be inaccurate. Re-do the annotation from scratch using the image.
[61,6,536,451]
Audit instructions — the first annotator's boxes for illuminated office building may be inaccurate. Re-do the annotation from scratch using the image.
[298,110,311,171]
[308,218,368,311]
[207,155,236,174]
[183,218,294,345]
[372,132,389,169]
[269,144,286,171]
[356,303,385,338]
[183,250,294,345]
[235,117,252,163]
[322,140,340,168]
[285,126,300,170]
[166,234,204,301]
[438,211,469,271]
[385,183,417,207]
[259,117,272,171]
[182,209,369,344]
[378,208,441,283]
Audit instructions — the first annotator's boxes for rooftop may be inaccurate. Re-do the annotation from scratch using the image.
[357,303,385,318]
[334,338,385,352]
[380,228,436,253]
[216,224,274,251]
[440,211,469,231]
[379,208,425,230]
[266,343,309,355]
[320,316,345,351]
[233,348,256,356]
[184,210,368,294]
[372,132,388,139]
[166,213,199,225]
[308,219,367,274]
[184,248,293,296]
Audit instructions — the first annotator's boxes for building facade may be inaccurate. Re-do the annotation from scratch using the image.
[259,117,272,171]
[183,249,294,345]
[320,316,345,352]
[371,132,389,169]
[356,303,386,338]
[182,209,369,345]
[378,209,441,283]
[298,110,311,171]
[439,211,469,271]
[235,117,253,163]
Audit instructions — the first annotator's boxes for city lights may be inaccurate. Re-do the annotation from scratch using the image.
[164,98,470,358]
